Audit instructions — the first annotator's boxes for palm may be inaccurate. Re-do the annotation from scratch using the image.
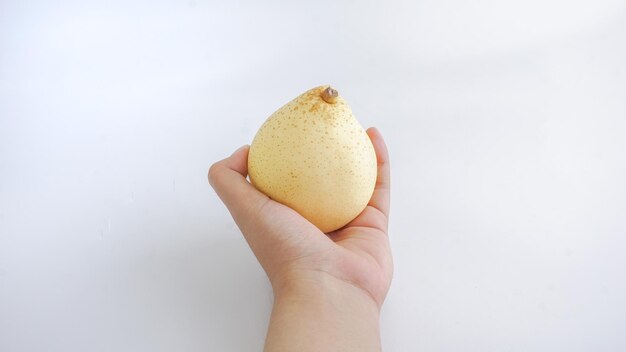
[276,202,392,307]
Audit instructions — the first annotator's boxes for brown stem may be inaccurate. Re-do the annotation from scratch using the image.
[321,86,339,104]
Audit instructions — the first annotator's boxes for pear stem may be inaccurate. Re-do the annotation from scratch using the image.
[321,86,339,104]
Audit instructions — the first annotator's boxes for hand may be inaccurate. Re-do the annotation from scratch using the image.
[209,127,392,351]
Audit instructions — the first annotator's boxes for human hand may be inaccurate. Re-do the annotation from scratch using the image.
[209,127,392,306]
[209,127,392,351]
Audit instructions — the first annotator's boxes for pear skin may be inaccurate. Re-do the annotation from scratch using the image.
[248,86,377,233]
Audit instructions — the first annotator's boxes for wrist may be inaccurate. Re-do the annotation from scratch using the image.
[272,269,381,312]
[265,271,382,352]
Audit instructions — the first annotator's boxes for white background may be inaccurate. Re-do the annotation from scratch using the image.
[2,1,626,351]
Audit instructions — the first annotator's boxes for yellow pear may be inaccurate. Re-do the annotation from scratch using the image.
[248,85,377,233]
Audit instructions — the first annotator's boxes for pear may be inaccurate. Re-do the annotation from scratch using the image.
[248,86,377,233]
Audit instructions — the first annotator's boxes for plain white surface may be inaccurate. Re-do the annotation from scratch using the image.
[2,1,626,351]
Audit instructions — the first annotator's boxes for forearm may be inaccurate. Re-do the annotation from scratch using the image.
[264,273,382,352]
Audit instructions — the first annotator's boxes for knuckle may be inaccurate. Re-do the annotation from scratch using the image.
[207,162,222,185]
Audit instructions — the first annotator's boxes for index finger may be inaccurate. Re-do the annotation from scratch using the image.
[208,145,270,227]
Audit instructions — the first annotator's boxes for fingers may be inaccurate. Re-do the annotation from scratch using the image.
[209,146,333,278]
[208,145,270,228]
[366,127,391,219]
